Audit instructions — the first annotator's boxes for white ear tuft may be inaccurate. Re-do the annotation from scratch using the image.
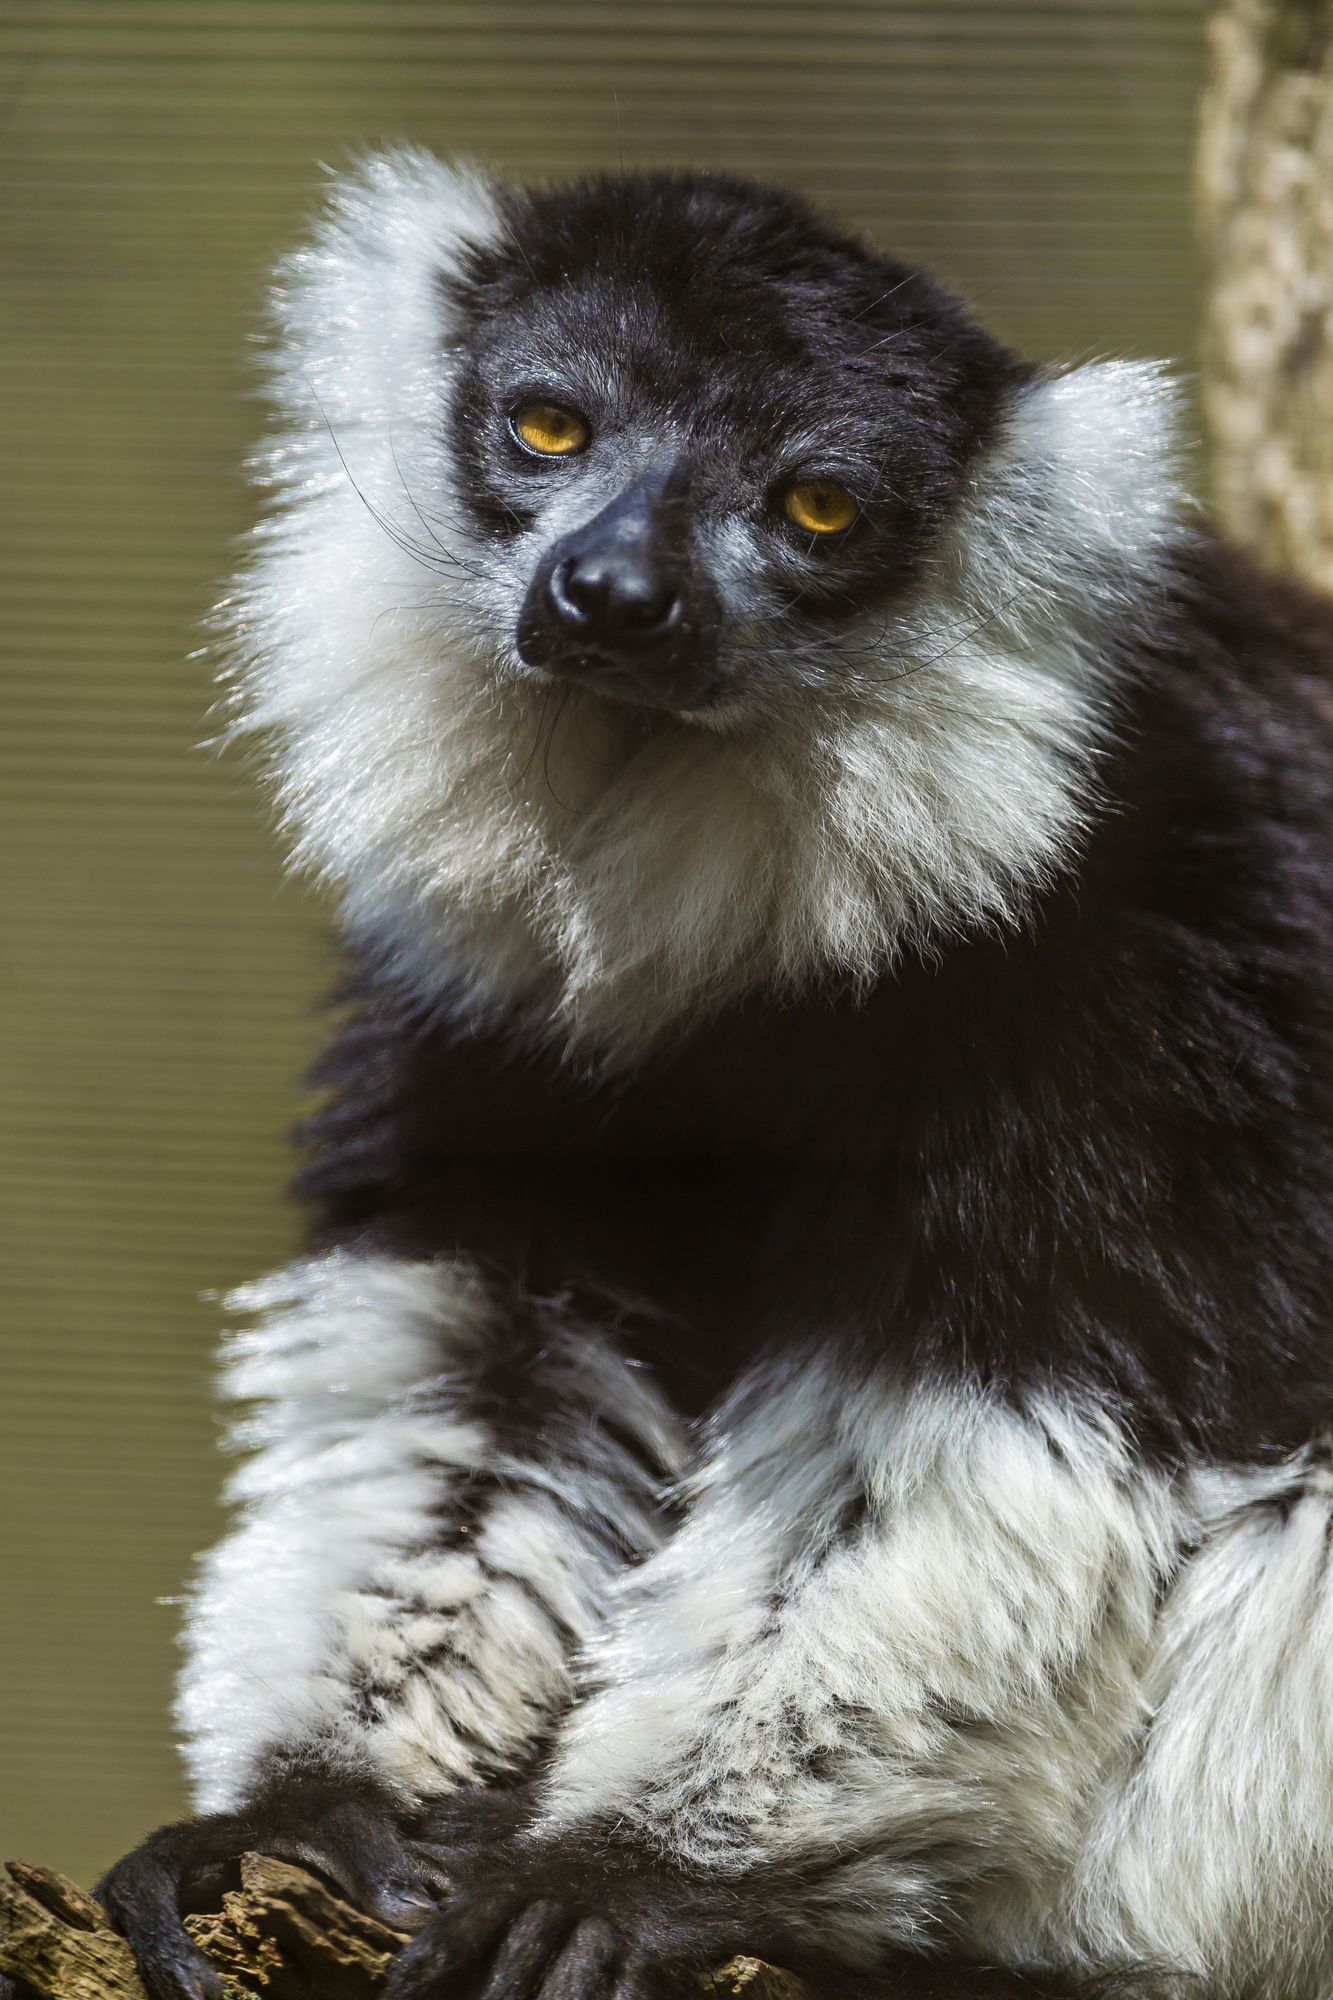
[262,147,507,445]
[948,359,1188,631]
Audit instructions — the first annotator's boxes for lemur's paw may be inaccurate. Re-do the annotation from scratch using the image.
[380,1834,780,2000]
[95,1769,442,2000]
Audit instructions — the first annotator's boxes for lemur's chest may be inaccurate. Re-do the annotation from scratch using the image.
[324,977,924,1396]
[405,974,923,1171]
[310,935,1031,1402]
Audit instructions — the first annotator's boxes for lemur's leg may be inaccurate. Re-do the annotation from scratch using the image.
[97,1250,687,2000]
[383,1349,1199,2000]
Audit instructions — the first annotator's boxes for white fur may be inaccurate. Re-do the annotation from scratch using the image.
[534,1363,1187,1962]
[178,1251,686,1810]
[1054,1452,1333,1998]
[532,1366,1333,1995]
[181,1247,1333,1990]
[220,146,1187,1061]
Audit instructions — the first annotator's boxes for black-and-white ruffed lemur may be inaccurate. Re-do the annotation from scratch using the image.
[72,153,1333,1999]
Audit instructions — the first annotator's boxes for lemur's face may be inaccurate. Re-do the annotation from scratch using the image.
[443,176,1026,721]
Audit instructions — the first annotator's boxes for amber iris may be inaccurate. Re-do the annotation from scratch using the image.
[783,478,858,535]
[511,401,589,456]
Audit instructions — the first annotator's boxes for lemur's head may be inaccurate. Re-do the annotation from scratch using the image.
[228,150,1183,1059]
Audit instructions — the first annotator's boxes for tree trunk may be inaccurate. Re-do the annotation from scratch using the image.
[1198,0,1333,586]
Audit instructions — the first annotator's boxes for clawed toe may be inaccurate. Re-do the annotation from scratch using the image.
[91,1777,454,2000]
[96,1846,226,2000]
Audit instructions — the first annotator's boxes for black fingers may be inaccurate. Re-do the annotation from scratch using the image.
[536,1917,621,2000]
[382,1887,513,1998]
[0,1975,43,2000]
[95,1841,225,2000]
[474,1900,570,1999]
[382,1894,691,2000]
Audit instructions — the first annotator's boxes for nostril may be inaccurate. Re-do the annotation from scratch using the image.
[549,558,595,628]
[616,578,678,633]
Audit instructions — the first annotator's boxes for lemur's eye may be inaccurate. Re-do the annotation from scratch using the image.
[510,401,590,457]
[782,479,859,536]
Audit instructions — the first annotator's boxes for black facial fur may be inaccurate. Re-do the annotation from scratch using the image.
[443,170,1031,706]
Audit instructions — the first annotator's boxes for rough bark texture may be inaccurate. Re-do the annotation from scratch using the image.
[0,1857,812,2000]
[1198,0,1333,586]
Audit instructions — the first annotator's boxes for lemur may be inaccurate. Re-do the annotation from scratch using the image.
[72,153,1333,1999]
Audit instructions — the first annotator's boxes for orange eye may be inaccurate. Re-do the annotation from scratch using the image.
[511,401,589,457]
[782,479,858,535]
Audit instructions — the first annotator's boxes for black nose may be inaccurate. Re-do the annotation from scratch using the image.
[516,460,720,709]
[550,552,680,644]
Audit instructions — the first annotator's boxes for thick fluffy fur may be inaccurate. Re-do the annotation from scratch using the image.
[228,148,1181,1058]
[179,1253,685,1811]
[90,151,1333,2000]
[1063,1452,1333,1996]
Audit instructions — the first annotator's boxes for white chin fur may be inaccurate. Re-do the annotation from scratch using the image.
[221,147,1186,1062]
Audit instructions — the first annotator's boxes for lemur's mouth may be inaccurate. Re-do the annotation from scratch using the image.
[521,641,723,717]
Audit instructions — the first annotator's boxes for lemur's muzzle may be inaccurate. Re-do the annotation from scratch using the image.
[516,460,720,710]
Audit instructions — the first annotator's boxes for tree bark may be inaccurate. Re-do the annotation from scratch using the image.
[0,1856,813,2000]
[1198,0,1333,586]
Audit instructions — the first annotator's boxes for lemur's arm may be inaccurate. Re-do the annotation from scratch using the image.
[377,1346,1188,2000]
[96,994,692,2000]
[179,1251,686,1813]
[98,1246,685,2000]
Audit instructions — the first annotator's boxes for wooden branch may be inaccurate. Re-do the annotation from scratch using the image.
[0,1857,812,2000]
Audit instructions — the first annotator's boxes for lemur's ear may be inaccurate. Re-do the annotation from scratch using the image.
[215,152,513,770]
[263,149,507,441]
[949,359,1186,629]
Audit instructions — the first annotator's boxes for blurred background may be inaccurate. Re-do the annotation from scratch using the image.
[2,0,1211,1885]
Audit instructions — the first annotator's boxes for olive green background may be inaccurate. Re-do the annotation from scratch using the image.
[2,0,1207,1886]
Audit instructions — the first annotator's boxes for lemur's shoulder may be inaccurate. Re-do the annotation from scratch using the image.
[1165,527,1333,732]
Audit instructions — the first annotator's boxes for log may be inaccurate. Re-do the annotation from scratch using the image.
[0,1856,812,2000]
[0,1854,394,2000]
[1198,0,1333,586]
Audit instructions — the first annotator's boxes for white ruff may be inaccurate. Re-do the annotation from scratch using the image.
[222,148,1185,1058]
